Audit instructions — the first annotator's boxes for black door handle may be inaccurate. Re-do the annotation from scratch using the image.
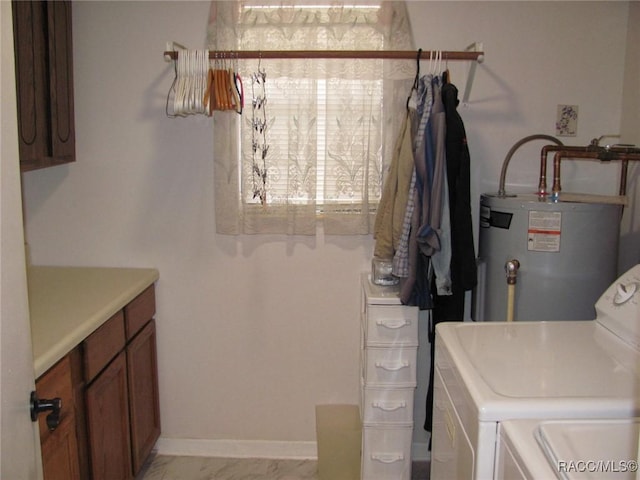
[30,391,62,431]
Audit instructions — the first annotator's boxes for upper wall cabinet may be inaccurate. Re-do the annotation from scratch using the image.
[12,0,75,172]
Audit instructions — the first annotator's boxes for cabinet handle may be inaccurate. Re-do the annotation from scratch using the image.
[371,453,404,464]
[376,319,410,329]
[375,361,409,371]
[372,401,406,412]
[30,391,62,431]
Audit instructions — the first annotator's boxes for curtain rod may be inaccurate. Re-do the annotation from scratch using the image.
[163,49,485,62]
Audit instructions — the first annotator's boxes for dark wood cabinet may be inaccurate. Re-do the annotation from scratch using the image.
[12,0,75,171]
[36,285,160,480]
[85,352,133,480]
[83,312,133,480]
[127,319,161,473]
[40,417,81,480]
[35,355,81,480]
[82,285,161,479]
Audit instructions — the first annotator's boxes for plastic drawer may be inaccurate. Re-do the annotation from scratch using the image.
[361,384,415,425]
[363,346,417,386]
[361,424,412,480]
[364,305,418,346]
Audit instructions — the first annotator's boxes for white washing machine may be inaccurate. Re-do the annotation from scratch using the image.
[496,418,640,480]
[431,264,640,480]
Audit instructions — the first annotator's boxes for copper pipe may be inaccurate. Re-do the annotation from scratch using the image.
[552,151,565,194]
[539,145,562,195]
[550,148,640,195]
[538,145,606,195]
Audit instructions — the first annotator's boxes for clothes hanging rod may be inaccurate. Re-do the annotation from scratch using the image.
[163,49,484,62]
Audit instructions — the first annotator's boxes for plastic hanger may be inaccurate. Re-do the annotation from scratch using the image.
[174,50,186,116]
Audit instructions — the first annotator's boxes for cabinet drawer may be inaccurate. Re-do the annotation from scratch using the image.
[83,311,125,382]
[35,355,75,444]
[363,346,417,386]
[124,285,155,340]
[361,385,415,425]
[362,425,412,480]
[364,306,418,346]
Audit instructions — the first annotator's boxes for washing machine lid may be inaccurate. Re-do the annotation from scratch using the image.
[500,419,640,480]
[437,321,640,419]
[535,419,640,480]
[594,264,640,350]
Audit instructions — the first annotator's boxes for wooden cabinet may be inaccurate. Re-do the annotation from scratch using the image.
[12,0,75,171]
[83,285,160,479]
[126,286,161,473]
[35,284,160,480]
[127,319,161,473]
[35,355,81,480]
[85,352,133,480]
[84,312,132,480]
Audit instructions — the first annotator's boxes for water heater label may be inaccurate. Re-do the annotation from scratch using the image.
[527,211,562,252]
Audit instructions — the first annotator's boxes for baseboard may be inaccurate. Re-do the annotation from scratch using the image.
[155,437,432,463]
[154,437,318,460]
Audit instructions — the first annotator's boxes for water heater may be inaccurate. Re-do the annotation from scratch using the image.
[473,193,622,321]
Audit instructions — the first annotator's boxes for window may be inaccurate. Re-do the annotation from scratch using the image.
[208,1,414,235]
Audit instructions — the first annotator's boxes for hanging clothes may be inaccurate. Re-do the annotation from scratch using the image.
[424,79,477,435]
[373,109,417,261]
[441,81,477,296]
[399,74,437,308]
[393,75,432,282]
[417,75,452,296]
[398,74,450,309]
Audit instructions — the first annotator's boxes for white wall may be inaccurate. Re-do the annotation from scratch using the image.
[21,1,634,459]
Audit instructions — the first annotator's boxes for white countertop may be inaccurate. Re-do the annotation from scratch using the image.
[28,266,159,378]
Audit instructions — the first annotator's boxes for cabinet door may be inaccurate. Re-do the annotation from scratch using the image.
[46,0,75,161]
[35,356,81,480]
[12,1,48,169]
[85,352,133,480]
[127,319,161,474]
[12,0,75,171]
[41,418,80,480]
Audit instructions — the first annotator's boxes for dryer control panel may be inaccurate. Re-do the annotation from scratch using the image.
[595,264,640,348]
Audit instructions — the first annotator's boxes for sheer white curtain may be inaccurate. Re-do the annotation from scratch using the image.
[207,1,414,235]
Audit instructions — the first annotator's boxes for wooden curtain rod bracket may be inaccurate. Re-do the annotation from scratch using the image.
[163,49,485,62]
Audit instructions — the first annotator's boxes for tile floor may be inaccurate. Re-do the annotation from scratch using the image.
[138,454,431,480]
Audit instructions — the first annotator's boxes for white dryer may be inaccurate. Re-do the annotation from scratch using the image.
[496,418,640,480]
[430,264,640,480]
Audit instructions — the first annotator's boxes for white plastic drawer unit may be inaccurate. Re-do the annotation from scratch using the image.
[364,305,418,346]
[362,424,413,480]
[361,385,415,424]
[363,345,418,386]
[360,273,419,480]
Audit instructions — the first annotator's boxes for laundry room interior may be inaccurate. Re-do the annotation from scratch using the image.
[3,1,639,479]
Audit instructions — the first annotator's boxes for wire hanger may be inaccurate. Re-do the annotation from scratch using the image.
[406,48,422,110]
[443,52,450,84]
